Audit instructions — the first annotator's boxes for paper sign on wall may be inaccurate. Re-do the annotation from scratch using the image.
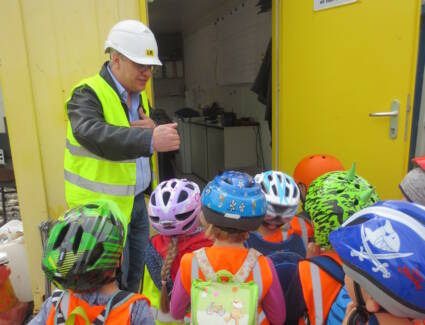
[314,0,357,11]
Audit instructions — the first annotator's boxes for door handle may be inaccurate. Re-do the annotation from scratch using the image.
[368,100,400,139]
[369,111,399,117]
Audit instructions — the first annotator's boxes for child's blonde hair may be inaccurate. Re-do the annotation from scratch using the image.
[159,237,179,313]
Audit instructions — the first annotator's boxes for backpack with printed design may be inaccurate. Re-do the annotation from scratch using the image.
[190,248,262,325]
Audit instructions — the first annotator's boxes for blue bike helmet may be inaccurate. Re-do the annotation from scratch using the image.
[201,170,266,231]
[329,200,425,320]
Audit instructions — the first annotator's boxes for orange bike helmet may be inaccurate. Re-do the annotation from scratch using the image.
[293,154,344,189]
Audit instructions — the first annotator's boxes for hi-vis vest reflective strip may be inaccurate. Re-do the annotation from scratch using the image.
[298,256,343,325]
[190,249,267,325]
[141,92,158,190]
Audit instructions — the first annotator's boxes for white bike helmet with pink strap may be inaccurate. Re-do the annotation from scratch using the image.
[148,179,201,236]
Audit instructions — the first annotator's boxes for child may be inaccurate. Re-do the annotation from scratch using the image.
[246,170,307,256]
[169,171,286,325]
[30,200,155,324]
[142,178,213,324]
[329,200,425,324]
[298,164,379,325]
[399,156,425,206]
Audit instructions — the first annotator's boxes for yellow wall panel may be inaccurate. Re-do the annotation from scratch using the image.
[274,0,420,199]
[0,0,144,310]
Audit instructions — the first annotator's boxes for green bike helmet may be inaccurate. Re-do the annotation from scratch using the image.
[304,163,379,249]
[42,200,127,292]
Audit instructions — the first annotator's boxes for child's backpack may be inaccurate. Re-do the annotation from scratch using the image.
[190,248,262,325]
[245,231,306,257]
[267,250,304,325]
[302,255,350,325]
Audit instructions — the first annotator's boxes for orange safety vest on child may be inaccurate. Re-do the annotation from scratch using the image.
[263,215,314,248]
[298,252,343,325]
[179,246,274,325]
[46,290,150,325]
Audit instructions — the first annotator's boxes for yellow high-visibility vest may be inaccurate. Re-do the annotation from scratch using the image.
[64,74,158,222]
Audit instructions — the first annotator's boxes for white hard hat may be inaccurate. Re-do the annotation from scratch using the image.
[104,20,162,66]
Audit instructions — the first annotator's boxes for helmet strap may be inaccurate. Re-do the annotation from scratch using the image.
[347,282,370,325]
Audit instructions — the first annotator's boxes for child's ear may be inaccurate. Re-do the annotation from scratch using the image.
[365,295,380,313]
[306,242,321,258]
[298,182,307,202]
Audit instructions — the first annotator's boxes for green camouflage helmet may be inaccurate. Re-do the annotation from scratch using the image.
[304,163,379,249]
[41,199,127,292]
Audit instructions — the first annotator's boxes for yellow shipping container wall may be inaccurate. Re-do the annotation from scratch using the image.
[0,0,150,310]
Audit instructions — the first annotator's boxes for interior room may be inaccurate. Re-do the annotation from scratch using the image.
[148,0,272,185]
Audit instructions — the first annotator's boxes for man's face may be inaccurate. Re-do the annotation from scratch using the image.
[112,53,153,93]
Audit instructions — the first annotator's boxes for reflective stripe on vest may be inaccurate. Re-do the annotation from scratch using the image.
[141,92,158,190]
[281,223,290,241]
[66,139,135,163]
[310,263,324,325]
[298,218,309,249]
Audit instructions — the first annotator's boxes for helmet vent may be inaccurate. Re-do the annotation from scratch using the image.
[272,185,278,195]
[171,181,177,188]
[72,226,84,254]
[87,243,104,266]
[293,186,299,198]
[186,184,195,190]
[53,224,70,250]
[177,190,188,203]
[176,209,194,221]
[182,217,196,230]
[268,174,273,181]
[277,174,283,183]
[109,213,117,226]
[150,215,160,223]
[285,186,289,197]
[85,204,99,209]
[151,193,156,206]
[261,182,267,193]
[354,183,360,189]
[354,198,359,206]
[161,182,167,189]
[163,191,171,205]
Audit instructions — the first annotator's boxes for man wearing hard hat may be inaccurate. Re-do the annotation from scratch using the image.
[64,20,179,293]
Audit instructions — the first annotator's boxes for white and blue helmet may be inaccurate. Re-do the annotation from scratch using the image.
[330,200,425,320]
[254,171,300,224]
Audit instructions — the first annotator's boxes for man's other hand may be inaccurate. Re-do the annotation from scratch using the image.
[152,123,180,152]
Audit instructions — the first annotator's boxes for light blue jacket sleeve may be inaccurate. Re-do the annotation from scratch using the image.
[28,297,53,325]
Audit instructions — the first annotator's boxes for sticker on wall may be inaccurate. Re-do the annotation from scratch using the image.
[314,0,357,11]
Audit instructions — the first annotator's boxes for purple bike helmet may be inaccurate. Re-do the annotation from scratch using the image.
[148,178,201,236]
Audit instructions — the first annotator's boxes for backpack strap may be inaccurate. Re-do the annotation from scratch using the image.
[92,291,134,325]
[281,223,291,241]
[297,218,309,249]
[193,248,216,281]
[308,255,344,284]
[234,249,261,282]
[52,290,69,325]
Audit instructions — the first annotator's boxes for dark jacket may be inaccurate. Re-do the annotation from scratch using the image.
[66,62,154,161]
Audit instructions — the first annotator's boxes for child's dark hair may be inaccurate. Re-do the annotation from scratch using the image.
[160,237,179,312]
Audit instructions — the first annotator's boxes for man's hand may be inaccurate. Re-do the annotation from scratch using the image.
[152,123,180,152]
[130,109,155,129]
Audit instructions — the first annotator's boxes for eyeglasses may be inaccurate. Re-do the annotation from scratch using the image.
[134,64,155,73]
